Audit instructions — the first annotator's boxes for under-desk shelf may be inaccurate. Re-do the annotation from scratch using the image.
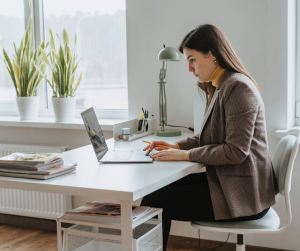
[57,208,163,251]
[58,208,162,229]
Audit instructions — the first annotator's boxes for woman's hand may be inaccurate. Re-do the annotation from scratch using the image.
[143,141,189,161]
[149,149,189,161]
[144,141,179,156]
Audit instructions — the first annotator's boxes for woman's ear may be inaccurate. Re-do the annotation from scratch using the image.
[209,50,216,58]
[209,50,217,63]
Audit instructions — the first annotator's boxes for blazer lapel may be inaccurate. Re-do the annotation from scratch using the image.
[197,70,230,145]
[199,89,219,141]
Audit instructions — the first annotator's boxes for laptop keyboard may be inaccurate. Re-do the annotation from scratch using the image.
[108,150,134,161]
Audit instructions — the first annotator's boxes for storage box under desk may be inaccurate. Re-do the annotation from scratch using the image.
[57,208,163,251]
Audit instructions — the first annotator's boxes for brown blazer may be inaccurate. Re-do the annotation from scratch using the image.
[176,70,279,220]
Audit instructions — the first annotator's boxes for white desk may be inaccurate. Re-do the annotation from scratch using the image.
[0,133,204,251]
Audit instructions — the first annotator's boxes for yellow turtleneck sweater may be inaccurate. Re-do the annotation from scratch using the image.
[208,65,227,88]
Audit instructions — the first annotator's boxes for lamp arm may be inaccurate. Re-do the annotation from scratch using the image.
[159,81,163,127]
[158,61,167,130]
[163,80,167,126]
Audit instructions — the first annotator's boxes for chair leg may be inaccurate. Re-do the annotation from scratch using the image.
[236,234,245,251]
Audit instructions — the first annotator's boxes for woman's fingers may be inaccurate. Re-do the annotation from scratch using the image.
[145,145,155,155]
[144,141,169,155]
[145,141,158,155]
[150,150,168,158]
[145,149,152,156]
[152,141,167,147]
[144,142,156,154]
[154,147,165,151]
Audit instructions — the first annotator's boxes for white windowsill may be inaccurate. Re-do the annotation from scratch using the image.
[275,126,300,138]
[0,116,126,131]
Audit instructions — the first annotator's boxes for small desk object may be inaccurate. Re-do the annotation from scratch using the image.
[0,133,203,251]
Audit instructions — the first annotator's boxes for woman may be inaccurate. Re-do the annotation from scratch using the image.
[142,24,279,251]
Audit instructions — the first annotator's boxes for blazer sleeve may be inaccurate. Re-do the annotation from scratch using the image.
[175,134,200,150]
[189,81,259,165]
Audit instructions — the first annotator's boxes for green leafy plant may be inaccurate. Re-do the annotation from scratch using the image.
[2,0,48,97]
[39,28,82,98]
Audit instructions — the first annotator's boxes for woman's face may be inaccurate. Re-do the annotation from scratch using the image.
[183,48,218,82]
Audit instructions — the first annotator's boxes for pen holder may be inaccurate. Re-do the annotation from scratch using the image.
[113,118,157,141]
[138,118,148,133]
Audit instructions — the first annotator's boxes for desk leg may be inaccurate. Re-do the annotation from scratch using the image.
[121,200,133,251]
[158,212,163,251]
[56,220,62,251]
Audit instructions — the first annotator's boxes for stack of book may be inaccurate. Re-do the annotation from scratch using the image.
[63,202,152,223]
[0,152,76,180]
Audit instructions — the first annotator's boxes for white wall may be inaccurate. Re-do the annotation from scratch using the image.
[126,0,298,250]
[127,0,289,137]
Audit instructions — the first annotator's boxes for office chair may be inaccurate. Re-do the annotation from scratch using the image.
[191,128,300,251]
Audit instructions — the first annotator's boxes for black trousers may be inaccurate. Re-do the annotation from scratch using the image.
[141,172,269,251]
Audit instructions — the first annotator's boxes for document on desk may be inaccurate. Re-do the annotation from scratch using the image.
[0,164,76,180]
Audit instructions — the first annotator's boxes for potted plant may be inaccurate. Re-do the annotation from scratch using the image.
[39,28,82,122]
[3,0,47,120]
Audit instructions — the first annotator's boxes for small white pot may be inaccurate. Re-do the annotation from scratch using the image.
[52,97,76,122]
[16,96,40,121]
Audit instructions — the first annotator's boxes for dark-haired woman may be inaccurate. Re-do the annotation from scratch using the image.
[142,24,278,251]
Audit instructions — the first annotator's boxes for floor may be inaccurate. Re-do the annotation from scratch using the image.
[167,235,287,251]
[0,224,288,251]
[0,225,57,251]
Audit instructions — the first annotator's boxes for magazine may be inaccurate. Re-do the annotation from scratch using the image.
[0,152,62,165]
[0,158,64,171]
[0,163,76,175]
[0,166,76,180]
[64,202,151,222]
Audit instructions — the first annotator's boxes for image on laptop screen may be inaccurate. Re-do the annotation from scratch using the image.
[81,108,108,161]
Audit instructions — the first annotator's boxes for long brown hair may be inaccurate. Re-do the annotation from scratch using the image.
[179,24,259,110]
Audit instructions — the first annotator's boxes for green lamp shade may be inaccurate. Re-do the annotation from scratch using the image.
[158,47,181,61]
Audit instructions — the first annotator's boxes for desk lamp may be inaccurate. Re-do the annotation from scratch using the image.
[156,45,181,137]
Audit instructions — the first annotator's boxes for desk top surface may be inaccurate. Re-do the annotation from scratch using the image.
[0,133,203,201]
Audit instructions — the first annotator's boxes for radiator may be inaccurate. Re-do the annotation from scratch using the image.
[0,144,72,219]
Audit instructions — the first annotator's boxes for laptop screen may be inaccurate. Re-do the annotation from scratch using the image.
[81,107,108,161]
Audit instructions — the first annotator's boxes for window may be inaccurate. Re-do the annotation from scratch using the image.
[0,0,128,119]
[0,0,25,102]
[43,0,128,112]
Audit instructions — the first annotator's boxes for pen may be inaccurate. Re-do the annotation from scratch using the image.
[142,140,171,149]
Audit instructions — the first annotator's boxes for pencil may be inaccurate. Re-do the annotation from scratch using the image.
[142,140,171,149]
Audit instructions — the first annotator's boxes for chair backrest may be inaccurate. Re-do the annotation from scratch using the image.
[272,128,300,196]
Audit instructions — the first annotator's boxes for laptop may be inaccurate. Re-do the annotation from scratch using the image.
[81,107,154,163]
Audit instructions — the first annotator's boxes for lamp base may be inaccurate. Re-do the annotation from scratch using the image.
[156,129,181,137]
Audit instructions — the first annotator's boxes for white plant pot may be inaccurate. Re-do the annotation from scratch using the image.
[16,96,40,121]
[52,97,76,122]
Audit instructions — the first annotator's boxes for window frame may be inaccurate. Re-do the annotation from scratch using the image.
[296,0,300,126]
[0,0,128,120]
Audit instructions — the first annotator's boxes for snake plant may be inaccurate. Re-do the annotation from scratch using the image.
[2,0,48,97]
[39,28,82,98]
